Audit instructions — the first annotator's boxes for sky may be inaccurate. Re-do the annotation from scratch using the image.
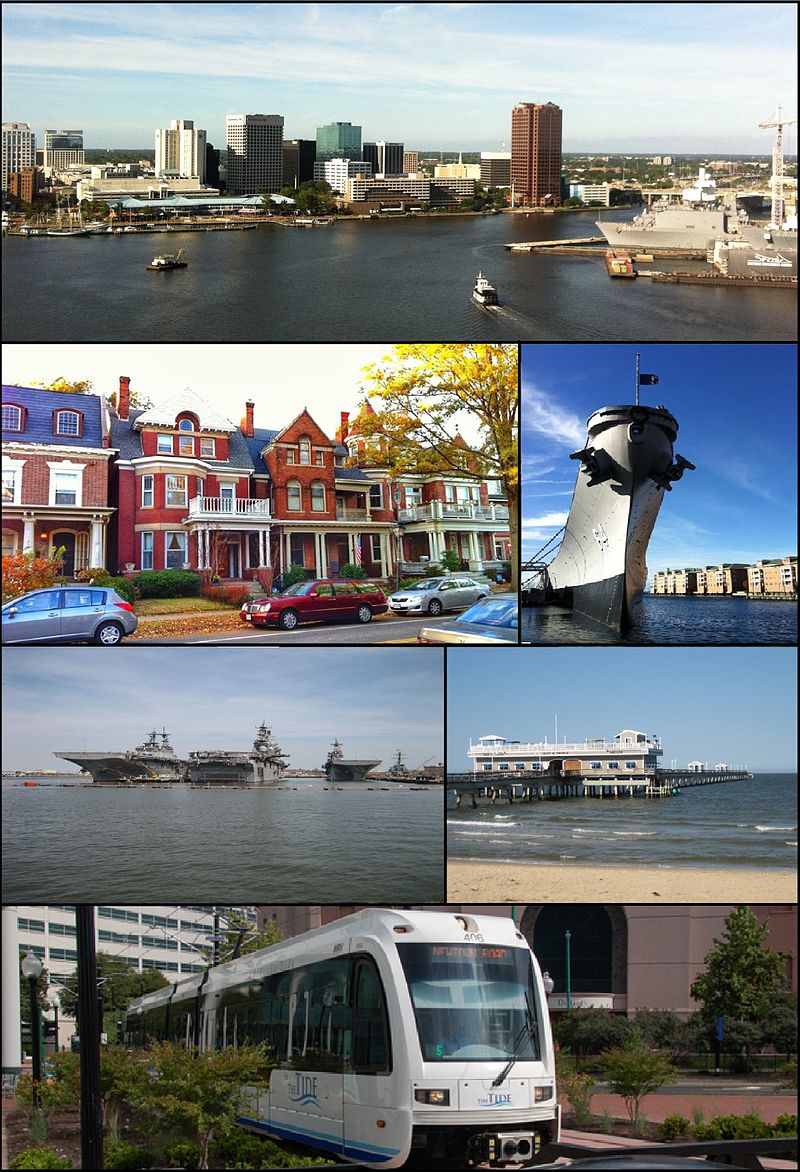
[446,646,797,771]
[2,646,444,771]
[521,343,797,576]
[2,3,797,153]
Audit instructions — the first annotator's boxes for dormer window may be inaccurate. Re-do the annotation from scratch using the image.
[299,438,311,465]
[200,437,215,458]
[157,434,173,454]
[54,409,82,437]
[2,404,24,432]
[178,419,194,432]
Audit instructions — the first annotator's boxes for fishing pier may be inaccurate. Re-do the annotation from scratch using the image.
[447,766,753,806]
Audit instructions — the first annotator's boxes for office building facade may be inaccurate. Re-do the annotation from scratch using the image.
[510,101,563,206]
[480,151,512,187]
[313,157,372,192]
[226,113,284,195]
[282,139,316,189]
[43,129,84,176]
[155,119,206,182]
[403,150,419,174]
[316,121,362,162]
[363,141,405,177]
[2,122,35,195]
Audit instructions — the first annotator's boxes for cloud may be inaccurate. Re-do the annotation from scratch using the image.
[522,380,586,448]
[522,513,569,530]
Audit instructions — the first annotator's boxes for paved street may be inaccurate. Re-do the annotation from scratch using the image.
[128,613,452,644]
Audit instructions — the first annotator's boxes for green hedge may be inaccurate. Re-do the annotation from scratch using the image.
[133,570,201,598]
[9,1150,73,1170]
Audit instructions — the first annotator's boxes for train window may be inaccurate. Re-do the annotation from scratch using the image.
[352,959,391,1074]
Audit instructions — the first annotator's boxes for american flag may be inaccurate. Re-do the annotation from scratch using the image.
[353,537,362,565]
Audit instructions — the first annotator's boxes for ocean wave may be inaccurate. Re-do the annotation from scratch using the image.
[785,841,797,847]
[755,825,796,832]
[612,830,659,837]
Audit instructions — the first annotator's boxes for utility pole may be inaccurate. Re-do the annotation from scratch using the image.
[76,906,103,1170]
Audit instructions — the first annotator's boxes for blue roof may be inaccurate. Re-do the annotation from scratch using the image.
[2,384,106,448]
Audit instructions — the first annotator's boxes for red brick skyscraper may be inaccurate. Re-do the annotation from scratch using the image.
[510,101,563,207]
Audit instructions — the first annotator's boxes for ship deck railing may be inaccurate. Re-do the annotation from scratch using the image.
[468,739,661,756]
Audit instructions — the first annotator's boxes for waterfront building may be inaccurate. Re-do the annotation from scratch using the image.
[7,166,41,206]
[434,162,481,180]
[76,176,219,203]
[748,556,797,594]
[363,141,405,177]
[342,174,431,209]
[313,156,372,192]
[1,385,115,571]
[569,182,612,206]
[467,729,661,778]
[282,138,316,188]
[696,563,750,595]
[510,101,562,207]
[315,120,362,162]
[480,151,511,187]
[43,129,84,177]
[225,113,284,195]
[155,119,206,182]
[402,150,419,174]
[2,122,35,196]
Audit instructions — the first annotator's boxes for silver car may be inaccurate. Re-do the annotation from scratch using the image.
[388,576,491,617]
[2,585,138,646]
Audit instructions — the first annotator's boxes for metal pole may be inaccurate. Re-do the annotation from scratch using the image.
[76,906,104,1170]
[635,352,640,406]
[565,929,572,1011]
[28,976,42,1108]
[213,907,220,967]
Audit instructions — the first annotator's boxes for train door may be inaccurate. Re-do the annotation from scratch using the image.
[343,957,411,1167]
[269,989,345,1157]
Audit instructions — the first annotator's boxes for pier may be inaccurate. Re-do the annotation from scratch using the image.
[447,767,752,805]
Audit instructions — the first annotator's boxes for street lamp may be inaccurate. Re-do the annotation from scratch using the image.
[20,951,43,1107]
[50,988,61,1054]
[542,970,555,996]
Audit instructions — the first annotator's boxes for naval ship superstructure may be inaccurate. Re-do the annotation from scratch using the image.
[55,722,289,784]
[523,360,694,633]
[323,739,381,783]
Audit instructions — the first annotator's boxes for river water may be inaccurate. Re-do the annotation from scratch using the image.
[3,210,796,342]
[447,772,796,870]
[2,777,444,904]
[522,595,798,645]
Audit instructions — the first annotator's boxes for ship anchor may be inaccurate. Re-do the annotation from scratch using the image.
[650,453,696,491]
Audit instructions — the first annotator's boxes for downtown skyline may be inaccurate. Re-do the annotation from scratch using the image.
[3,3,797,153]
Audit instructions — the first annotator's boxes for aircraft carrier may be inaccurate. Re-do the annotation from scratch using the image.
[323,739,381,782]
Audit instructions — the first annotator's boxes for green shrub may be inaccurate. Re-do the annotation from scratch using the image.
[200,584,251,607]
[560,1070,595,1127]
[104,1140,155,1170]
[9,1150,73,1170]
[133,570,201,598]
[774,1113,798,1136]
[211,1127,331,1168]
[600,1110,615,1133]
[104,576,137,603]
[339,563,367,579]
[658,1114,692,1141]
[633,1114,648,1137]
[281,565,308,588]
[693,1113,773,1141]
[398,576,422,589]
[161,1139,200,1169]
[439,548,461,572]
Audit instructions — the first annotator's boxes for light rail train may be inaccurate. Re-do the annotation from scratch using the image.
[126,908,560,1168]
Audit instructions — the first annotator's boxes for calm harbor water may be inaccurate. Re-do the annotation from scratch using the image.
[3,210,796,342]
[2,777,444,903]
[447,772,797,870]
[522,595,798,645]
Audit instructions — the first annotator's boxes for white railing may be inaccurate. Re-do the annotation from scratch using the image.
[188,496,271,518]
[400,502,508,523]
[468,738,662,757]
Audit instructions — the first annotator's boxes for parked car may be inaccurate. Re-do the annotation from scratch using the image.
[388,576,490,616]
[240,579,388,631]
[416,592,518,644]
[2,585,138,646]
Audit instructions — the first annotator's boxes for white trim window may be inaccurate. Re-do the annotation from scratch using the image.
[315,450,325,466]
[200,437,216,458]
[2,528,19,557]
[47,461,85,508]
[165,531,188,569]
[310,481,325,512]
[165,475,187,508]
[141,474,154,508]
[2,404,23,431]
[141,532,154,570]
[178,434,194,457]
[287,481,302,511]
[55,409,81,437]
[299,437,311,465]
[369,484,383,509]
[369,534,381,561]
[157,434,173,454]
[2,460,24,504]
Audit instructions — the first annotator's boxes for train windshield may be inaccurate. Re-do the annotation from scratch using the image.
[397,942,542,1062]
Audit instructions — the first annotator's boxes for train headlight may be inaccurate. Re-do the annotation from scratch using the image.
[534,1084,553,1101]
[414,1088,450,1106]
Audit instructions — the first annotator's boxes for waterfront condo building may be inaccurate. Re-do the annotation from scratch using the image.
[43,129,84,177]
[315,121,362,162]
[2,122,35,195]
[313,157,373,192]
[748,556,797,594]
[1,386,116,571]
[510,101,562,206]
[155,119,207,182]
[225,114,284,194]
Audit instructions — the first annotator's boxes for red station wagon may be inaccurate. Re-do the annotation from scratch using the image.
[240,579,388,631]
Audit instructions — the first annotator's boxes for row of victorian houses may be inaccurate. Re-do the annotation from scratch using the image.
[2,378,511,586]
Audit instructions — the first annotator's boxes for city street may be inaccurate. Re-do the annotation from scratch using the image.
[128,613,454,644]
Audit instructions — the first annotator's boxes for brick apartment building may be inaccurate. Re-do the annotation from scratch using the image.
[652,559,795,596]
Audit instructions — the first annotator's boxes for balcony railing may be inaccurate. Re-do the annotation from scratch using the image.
[399,502,509,523]
[468,738,662,756]
[188,496,271,519]
[335,506,371,521]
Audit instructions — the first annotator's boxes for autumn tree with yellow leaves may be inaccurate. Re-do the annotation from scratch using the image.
[356,344,519,587]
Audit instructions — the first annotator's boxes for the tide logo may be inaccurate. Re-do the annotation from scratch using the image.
[288,1073,320,1107]
[478,1091,513,1107]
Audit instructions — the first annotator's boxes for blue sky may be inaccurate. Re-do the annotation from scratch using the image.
[446,646,797,771]
[2,3,796,152]
[2,647,444,771]
[521,344,797,575]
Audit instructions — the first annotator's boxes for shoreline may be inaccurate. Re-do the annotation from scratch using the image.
[447,861,796,903]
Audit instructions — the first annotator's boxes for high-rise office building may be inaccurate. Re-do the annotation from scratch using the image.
[282,139,316,189]
[43,129,84,176]
[362,141,404,177]
[315,121,362,162]
[226,114,284,194]
[480,151,512,187]
[510,101,562,206]
[403,150,419,174]
[313,157,372,192]
[2,122,35,195]
[155,119,207,182]
[205,142,220,190]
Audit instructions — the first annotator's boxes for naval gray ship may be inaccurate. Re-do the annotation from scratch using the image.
[54,729,184,782]
[323,739,380,782]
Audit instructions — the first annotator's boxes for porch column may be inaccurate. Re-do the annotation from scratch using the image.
[284,531,292,570]
[347,532,355,564]
[90,519,104,568]
[22,516,36,554]
[264,526,272,567]
[317,533,328,577]
[428,530,441,561]
[469,530,480,563]
[379,532,390,577]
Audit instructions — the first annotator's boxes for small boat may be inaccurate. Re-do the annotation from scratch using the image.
[605,248,637,278]
[472,271,499,307]
[145,248,187,271]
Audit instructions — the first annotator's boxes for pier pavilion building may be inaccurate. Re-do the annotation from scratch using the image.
[467,730,661,783]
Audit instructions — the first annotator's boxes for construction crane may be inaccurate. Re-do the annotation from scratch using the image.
[758,104,797,228]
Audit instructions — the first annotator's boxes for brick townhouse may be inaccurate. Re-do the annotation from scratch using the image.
[1,385,116,572]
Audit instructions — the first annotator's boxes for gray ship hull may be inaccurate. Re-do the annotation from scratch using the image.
[326,760,381,782]
[597,207,797,256]
[53,752,185,782]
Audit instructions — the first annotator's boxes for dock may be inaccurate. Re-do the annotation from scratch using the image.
[447,767,752,805]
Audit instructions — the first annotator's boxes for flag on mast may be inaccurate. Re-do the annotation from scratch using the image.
[639,373,659,385]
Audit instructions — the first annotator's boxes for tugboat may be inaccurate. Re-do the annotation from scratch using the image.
[146,248,187,271]
[605,248,636,278]
[472,271,499,307]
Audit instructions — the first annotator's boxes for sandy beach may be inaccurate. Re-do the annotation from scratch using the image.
[447,862,797,903]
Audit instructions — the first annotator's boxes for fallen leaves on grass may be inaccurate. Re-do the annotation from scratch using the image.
[130,612,245,639]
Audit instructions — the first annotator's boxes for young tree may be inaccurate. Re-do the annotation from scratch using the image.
[600,1040,676,1122]
[199,909,282,967]
[690,906,789,1029]
[57,953,169,1020]
[357,345,519,586]
[2,551,66,602]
